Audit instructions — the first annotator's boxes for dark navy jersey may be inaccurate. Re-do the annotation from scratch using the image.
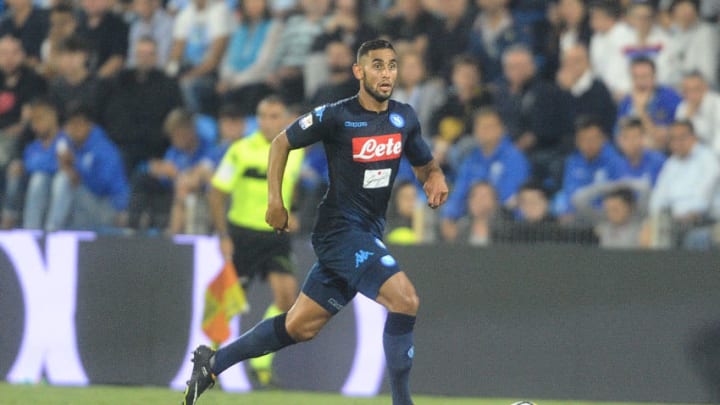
[286,95,433,238]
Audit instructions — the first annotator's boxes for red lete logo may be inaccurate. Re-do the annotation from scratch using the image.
[352,134,402,162]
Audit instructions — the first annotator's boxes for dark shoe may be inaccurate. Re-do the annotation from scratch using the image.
[182,345,217,404]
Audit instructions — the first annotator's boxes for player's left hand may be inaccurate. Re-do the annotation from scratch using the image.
[424,172,449,209]
[266,204,290,234]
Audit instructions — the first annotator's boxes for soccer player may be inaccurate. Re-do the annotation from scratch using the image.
[207,95,304,386]
[183,39,449,405]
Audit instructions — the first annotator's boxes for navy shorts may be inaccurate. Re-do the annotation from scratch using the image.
[301,230,400,314]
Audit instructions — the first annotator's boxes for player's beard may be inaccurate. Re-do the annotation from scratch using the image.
[363,79,393,103]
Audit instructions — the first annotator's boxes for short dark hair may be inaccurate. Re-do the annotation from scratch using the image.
[629,0,657,12]
[682,69,706,82]
[589,0,622,19]
[519,179,549,200]
[452,53,480,73]
[630,56,656,72]
[670,118,696,135]
[619,116,645,132]
[218,103,245,119]
[575,114,606,134]
[29,97,59,114]
[65,102,96,122]
[605,186,636,207]
[51,2,75,15]
[57,34,90,54]
[137,35,157,47]
[473,106,501,122]
[356,39,395,62]
[258,94,288,110]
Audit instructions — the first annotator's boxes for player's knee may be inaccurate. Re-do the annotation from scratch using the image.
[390,291,420,315]
[406,292,420,314]
[285,317,320,342]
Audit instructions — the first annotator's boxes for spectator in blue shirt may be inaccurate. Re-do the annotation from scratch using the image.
[555,115,625,220]
[45,104,129,231]
[167,103,245,235]
[616,116,665,185]
[1,98,59,229]
[128,107,212,231]
[616,57,682,150]
[440,107,529,241]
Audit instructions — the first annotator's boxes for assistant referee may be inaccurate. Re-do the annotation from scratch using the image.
[208,95,304,386]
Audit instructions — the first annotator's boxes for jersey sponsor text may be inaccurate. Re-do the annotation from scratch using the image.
[352,134,402,162]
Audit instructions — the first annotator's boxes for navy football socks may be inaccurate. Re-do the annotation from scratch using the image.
[211,313,296,375]
[383,312,416,405]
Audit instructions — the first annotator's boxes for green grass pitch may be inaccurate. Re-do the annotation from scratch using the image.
[0,383,695,405]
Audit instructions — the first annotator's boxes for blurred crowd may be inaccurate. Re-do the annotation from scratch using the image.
[1,0,719,249]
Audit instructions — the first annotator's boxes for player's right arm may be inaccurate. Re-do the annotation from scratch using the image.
[267,105,331,232]
[266,131,292,233]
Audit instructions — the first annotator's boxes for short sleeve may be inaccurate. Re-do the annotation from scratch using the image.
[403,112,433,167]
[211,144,242,193]
[173,9,191,39]
[207,2,232,39]
[285,105,333,149]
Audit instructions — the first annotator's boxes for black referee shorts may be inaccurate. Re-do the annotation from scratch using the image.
[229,223,295,288]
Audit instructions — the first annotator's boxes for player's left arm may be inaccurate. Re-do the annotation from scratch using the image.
[405,109,449,209]
[413,159,449,209]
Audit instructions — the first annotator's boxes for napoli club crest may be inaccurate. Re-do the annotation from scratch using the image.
[389,113,405,128]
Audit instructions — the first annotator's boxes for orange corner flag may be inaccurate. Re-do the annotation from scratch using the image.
[202,262,249,344]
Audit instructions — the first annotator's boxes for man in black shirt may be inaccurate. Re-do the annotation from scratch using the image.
[0,35,46,134]
[0,0,48,62]
[494,44,573,191]
[77,0,128,78]
[97,37,182,174]
[48,35,99,118]
[0,34,46,173]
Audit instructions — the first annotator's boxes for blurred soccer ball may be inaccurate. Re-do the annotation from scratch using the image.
[511,402,536,405]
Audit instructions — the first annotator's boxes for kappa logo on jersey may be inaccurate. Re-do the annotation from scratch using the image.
[344,121,368,128]
[352,133,402,162]
[355,249,374,268]
[314,105,326,122]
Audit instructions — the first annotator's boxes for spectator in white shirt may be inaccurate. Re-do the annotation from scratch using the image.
[167,0,232,113]
[675,71,720,156]
[666,0,719,87]
[660,0,720,22]
[589,0,633,99]
[622,2,674,87]
[649,119,720,221]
